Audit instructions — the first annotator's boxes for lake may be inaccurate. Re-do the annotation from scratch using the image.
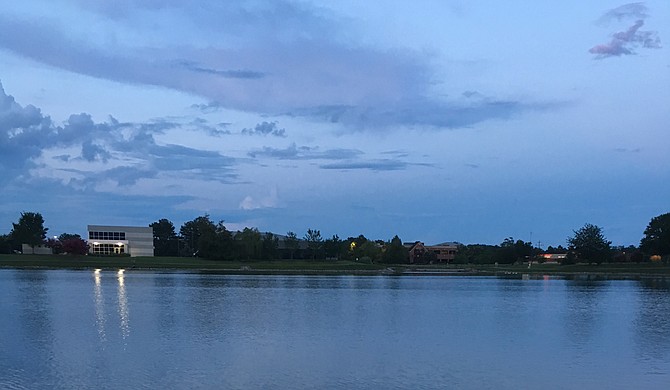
[1,269,669,389]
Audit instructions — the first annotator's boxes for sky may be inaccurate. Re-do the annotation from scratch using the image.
[1,1,668,247]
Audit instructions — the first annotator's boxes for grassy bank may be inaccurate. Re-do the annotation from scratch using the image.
[449,262,670,276]
[1,254,669,276]
[0,254,389,274]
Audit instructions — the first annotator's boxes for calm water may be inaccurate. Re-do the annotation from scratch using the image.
[1,270,669,389]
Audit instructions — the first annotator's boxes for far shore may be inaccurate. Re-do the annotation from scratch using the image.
[1,254,669,278]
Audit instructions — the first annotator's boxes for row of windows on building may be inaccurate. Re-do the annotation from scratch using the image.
[89,231,126,240]
[90,243,126,255]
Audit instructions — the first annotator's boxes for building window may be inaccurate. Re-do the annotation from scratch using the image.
[91,243,126,255]
[89,231,126,240]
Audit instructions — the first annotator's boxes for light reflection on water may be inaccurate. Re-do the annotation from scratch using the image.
[117,272,130,340]
[93,271,106,342]
[0,270,669,389]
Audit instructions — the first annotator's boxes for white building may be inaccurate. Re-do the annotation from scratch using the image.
[87,225,154,257]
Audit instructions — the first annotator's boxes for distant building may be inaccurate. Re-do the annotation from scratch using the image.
[404,241,459,264]
[404,241,427,263]
[88,225,154,257]
[427,242,459,263]
[21,244,52,255]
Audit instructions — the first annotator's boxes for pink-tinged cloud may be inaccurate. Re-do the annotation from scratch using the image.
[589,19,661,58]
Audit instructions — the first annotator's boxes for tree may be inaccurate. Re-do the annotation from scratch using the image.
[150,219,179,256]
[284,231,300,260]
[58,233,81,242]
[640,212,670,261]
[10,212,48,254]
[180,215,216,255]
[324,235,342,260]
[61,237,89,255]
[198,221,236,260]
[44,238,64,254]
[262,233,279,260]
[382,235,409,264]
[237,227,262,260]
[567,223,612,264]
[0,234,13,254]
[304,229,323,260]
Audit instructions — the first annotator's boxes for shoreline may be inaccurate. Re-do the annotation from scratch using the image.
[1,254,669,278]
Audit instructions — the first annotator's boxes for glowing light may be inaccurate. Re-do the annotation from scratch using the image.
[117,269,125,275]
[94,268,101,274]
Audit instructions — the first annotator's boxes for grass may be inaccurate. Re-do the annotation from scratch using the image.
[0,254,388,273]
[440,262,670,276]
[1,254,669,276]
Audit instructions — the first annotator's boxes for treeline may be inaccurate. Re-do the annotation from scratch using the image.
[0,212,89,255]
[151,216,409,263]
[456,216,670,265]
[2,211,669,265]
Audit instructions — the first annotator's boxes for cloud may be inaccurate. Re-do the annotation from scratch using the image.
[0,81,55,177]
[239,187,279,210]
[319,160,410,171]
[590,4,661,59]
[241,121,286,137]
[178,60,266,79]
[81,140,111,162]
[598,3,648,23]
[290,98,541,129]
[0,2,542,130]
[1,81,239,189]
[247,143,362,160]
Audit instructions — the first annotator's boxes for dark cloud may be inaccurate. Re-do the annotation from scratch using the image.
[0,3,539,130]
[319,160,410,171]
[615,147,641,153]
[0,81,239,187]
[249,142,431,172]
[591,4,660,59]
[241,121,286,137]
[178,60,266,79]
[0,81,55,177]
[81,140,111,162]
[247,143,362,160]
[289,98,543,129]
[599,3,648,23]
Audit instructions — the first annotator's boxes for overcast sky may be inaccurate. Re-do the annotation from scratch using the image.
[1,1,668,247]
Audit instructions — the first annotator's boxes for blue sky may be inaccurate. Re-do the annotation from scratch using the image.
[1,1,668,247]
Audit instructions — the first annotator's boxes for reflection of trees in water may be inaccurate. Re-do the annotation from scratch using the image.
[153,274,178,336]
[16,271,54,347]
[634,278,670,361]
[564,277,608,346]
[10,270,57,384]
[185,276,231,339]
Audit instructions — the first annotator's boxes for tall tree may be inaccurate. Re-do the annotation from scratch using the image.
[237,227,262,260]
[151,219,179,256]
[284,231,299,260]
[382,235,409,264]
[262,233,279,260]
[324,234,342,260]
[304,229,323,260]
[180,215,216,255]
[10,212,48,254]
[199,221,236,260]
[640,212,670,261]
[567,223,612,264]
